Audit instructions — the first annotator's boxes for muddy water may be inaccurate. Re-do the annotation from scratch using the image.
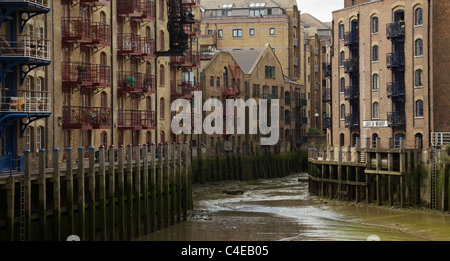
[137,173,450,241]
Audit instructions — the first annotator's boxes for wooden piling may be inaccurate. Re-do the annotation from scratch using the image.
[77,147,85,241]
[52,148,61,241]
[176,142,182,223]
[157,143,163,230]
[98,146,107,241]
[134,145,141,237]
[88,146,96,241]
[142,144,149,234]
[163,142,170,228]
[6,175,15,241]
[126,144,133,240]
[117,145,125,241]
[38,149,46,241]
[108,145,116,241]
[65,147,74,236]
[150,143,157,232]
[170,143,176,225]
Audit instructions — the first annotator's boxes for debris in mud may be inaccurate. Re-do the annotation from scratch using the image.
[188,210,213,221]
[223,190,245,195]
[297,177,309,183]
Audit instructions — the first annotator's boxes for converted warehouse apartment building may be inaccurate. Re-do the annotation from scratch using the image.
[330,0,450,149]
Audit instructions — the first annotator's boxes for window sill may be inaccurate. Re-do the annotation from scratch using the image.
[415,116,424,119]
[372,89,379,92]
[414,85,424,89]
[414,55,424,58]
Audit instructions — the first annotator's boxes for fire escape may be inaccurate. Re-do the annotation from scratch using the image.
[0,0,51,172]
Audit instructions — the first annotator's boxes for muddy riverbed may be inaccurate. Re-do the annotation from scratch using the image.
[137,173,450,241]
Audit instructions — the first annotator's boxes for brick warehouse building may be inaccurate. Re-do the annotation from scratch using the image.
[0,0,200,170]
[330,0,450,149]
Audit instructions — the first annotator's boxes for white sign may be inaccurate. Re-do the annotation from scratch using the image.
[363,120,388,128]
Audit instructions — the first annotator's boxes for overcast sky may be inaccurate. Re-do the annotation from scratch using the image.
[297,0,344,22]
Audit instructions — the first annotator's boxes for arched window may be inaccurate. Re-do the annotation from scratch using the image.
[160,97,165,119]
[338,23,345,40]
[101,131,108,148]
[340,133,345,147]
[218,29,223,38]
[100,11,107,24]
[372,133,379,148]
[101,91,107,108]
[373,102,379,119]
[160,131,165,143]
[372,16,379,33]
[415,39,423,56]
[223,67,228,87]
[159,30,165,51]
[159,65,165,86]
[415,133,423,149]
[146,96,152,111]
[36,126,44,152]
[415,69,423,87]
[372,74,379,90]
[340,104,345,120]
[159,0,165,19]
[340,51,345,66]
[415,8,423,26]
[340,77,345,93]
[415,100,424,117]
[372,45,379,62]
[146,131,152,145]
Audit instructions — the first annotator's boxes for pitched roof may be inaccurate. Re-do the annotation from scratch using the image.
[301,13,331,29]
[224,47,266,74]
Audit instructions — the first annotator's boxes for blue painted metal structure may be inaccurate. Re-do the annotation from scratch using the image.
[0,1,51,173]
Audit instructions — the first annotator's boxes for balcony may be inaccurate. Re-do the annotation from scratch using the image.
[386,22,405,41]
[345,114,359,128]
[139,0,156,21]
[386,82,405,101]
[296,98,307,108]
[62,62,111,88]
[387,111,406,127]
[171,81,199,99]
[285,116,291,125]
[117,71,144,93]
[386,52,405,70]
[171,49,193,67]
[284,97,291,105]
[344,32,358,47]
[344,58,359,74]
[323,89,331,103]
[141,37,156,58]
[184,23,201,37]
[324,114,332,129]
[91,23,111,46]
[0,35,50,62]
[344,85,359,102]
[0,90,51,114]
[118,110,156,130]
[117,33,142,55]
[62,17,92,43]
[80,0,110,5]
[296,116,307,127]
[143,75,156,93]
[62,106,111,130]
[222,85,240,97]
[293,37,299,47]
[117,0,142,17]
[182,0,201,6]
[324,64,331,78]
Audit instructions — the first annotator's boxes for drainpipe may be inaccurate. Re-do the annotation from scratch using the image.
[427,0,432,145]
[110,1,114,146]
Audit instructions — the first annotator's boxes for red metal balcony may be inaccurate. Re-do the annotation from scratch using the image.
[184,23,200,37]
[143,75,156,93]
[91,22,111,46]
[62,62,111,88]
[171,49,193,66]
[182,0,200,6]
[117,33,142,55]
[171,81,199,99]
[118,71,144,93]
[62,106,111,130]
[118,110,156,130]
[80,0,110,5]
[222,86,240,97]
[62,17,92,43]
[117,0,142,17]
[139,0,156,21]
[141,37,156,58]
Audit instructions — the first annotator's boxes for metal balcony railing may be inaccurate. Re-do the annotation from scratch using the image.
[141,37,156,57]
[386,52,405,69]
[345,114,359,128]
[0,35,50,61]
[171,81,199,98]
[344,58,359,74]
[140,0,156,20]
[386,82,405,100]
[117,33,142,55]
[295,98,307,108]
[91,22,111,46]
[62,62,110,87]
[223,86,239,97]
[0,90,51,113]
[386,22,405,40]
[8,0,50,8]
[387,111,406,127]
[344,85,359,101]
[344,32,358,47]
[62,106,111,129]
[143,75,156,92]
[324,114,332,128]
[324,64,331,78]
[118,110,156,129]
[117,0,142,16]
[118,71,144,91]
[323,88,331,103]
[62,17,92,43]
[182,0,201,6]
[80,0,110,6]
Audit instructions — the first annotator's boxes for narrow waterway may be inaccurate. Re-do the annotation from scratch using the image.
[137,173,450,241]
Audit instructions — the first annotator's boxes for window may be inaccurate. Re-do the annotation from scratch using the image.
[415,8,423,26]
[159,65,165,85]
[36,127,44,152]
[415,69,423,87]
[415,39,423,56]
[269,28,275,35]
[218,29,223,38]
[159,30,165,51]
[372,45,379,62]
[340,77,345,93]
[415,100,424,117]
[216,77,220,87]
[160,97,165,118]
[340,104,345,120]
[373,102,379,119]
[372,74,379,90]
[339,23,344,40]
[340,51,345,66]
[372,17,379,33]
[159,0,165,19]
[207,29,213,35]
[210,76,214,86]
[265,66,275,79]
[101,131,108,148]
[249,28,255,36]
[232,29,242,38]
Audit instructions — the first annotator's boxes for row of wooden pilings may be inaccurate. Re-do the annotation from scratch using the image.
[308,137,426,208]
[0,142,192,241]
